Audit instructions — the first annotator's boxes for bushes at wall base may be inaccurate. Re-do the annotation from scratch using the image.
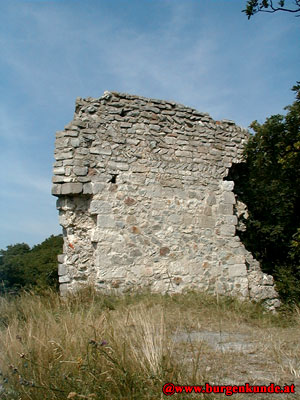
[227,83,300,304]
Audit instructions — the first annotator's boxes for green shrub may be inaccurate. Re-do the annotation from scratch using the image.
[0,235,63,293]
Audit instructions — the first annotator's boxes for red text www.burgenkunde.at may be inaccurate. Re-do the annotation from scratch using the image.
[162,382,295,396]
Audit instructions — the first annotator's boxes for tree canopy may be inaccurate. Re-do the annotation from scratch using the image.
[228,83,300,303]
[243,0,300,18]
[0,235,63,293]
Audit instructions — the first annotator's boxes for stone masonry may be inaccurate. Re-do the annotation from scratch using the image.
[52,91,280,310]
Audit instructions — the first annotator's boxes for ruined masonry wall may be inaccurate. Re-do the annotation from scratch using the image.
[52,91,280,310]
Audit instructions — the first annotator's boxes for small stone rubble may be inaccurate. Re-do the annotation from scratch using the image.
[52,91,280,310]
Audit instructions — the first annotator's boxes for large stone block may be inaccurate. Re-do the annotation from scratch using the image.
[61,183,83,195]
[97,215,115,228]
[59,284,69,296]
[74,166,88,176]
[58,264,67,276]
[228,264,247,277]
[222,191,236,204]
[90,200,112,214]
[83,183,93,194]
[59,275,71,283]
[52,176,71,183]
[219,224,236,236]
[221,181,234,191]
[199,216,215,228]
[218,204,233,215]
[92,183,105,194]
[57,254,65,264]
[51,184,61,196]
[53,167,65,175]
[55,151,73,160]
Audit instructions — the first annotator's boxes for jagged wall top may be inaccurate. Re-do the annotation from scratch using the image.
[52,91,249,196]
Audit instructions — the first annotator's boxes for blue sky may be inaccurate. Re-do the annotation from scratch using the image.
[0,0,299,250]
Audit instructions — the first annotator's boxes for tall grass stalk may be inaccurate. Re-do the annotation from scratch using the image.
[0,288,299,399]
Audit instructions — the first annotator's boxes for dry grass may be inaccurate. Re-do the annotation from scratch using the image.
[0,288,299,399]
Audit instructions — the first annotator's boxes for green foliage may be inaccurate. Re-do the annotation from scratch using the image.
[0,235,63,293]
[228,83,300,303]
[0,243,30,289]
[243,0,300,19]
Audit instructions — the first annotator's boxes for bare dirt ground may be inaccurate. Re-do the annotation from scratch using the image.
[172,322,300,399]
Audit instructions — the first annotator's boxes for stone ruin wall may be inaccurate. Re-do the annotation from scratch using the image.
[52,91,280,310]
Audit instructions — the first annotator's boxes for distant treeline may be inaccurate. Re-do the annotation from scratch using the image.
[1,84,299,304]
[0,235,63,294]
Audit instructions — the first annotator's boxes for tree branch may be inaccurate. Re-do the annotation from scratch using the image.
[243,0,300,18]
[260,7,300,12]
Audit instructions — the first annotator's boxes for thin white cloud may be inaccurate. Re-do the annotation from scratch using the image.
[0,107,31,141]
[0,153,51,196]
[1,1,298,124]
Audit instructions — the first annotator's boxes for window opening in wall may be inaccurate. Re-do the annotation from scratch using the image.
[120,109,128,117]
[109,174,118,184]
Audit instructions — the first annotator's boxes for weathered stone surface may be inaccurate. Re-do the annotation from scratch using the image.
[53,167,65,175]
[228,264,247,278]
[223,191,236,204]
[199,216,216,229]
[159,247,170,256]
[97,215,115,228]
[92,183,105,194]
[222,180,234,191]
[83,183,93,194]
[58,264,67,276]
[219,224,236,237]
[74,166,88,176]
[52,91,279,310]
[124,197,136,206]
[90,200,112,214]
[59,283,69,295]
[59,275,71,283]
[57,254,65,263]
[61,183,83,195]
[52,175,71,183]
[51,184,61,196]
